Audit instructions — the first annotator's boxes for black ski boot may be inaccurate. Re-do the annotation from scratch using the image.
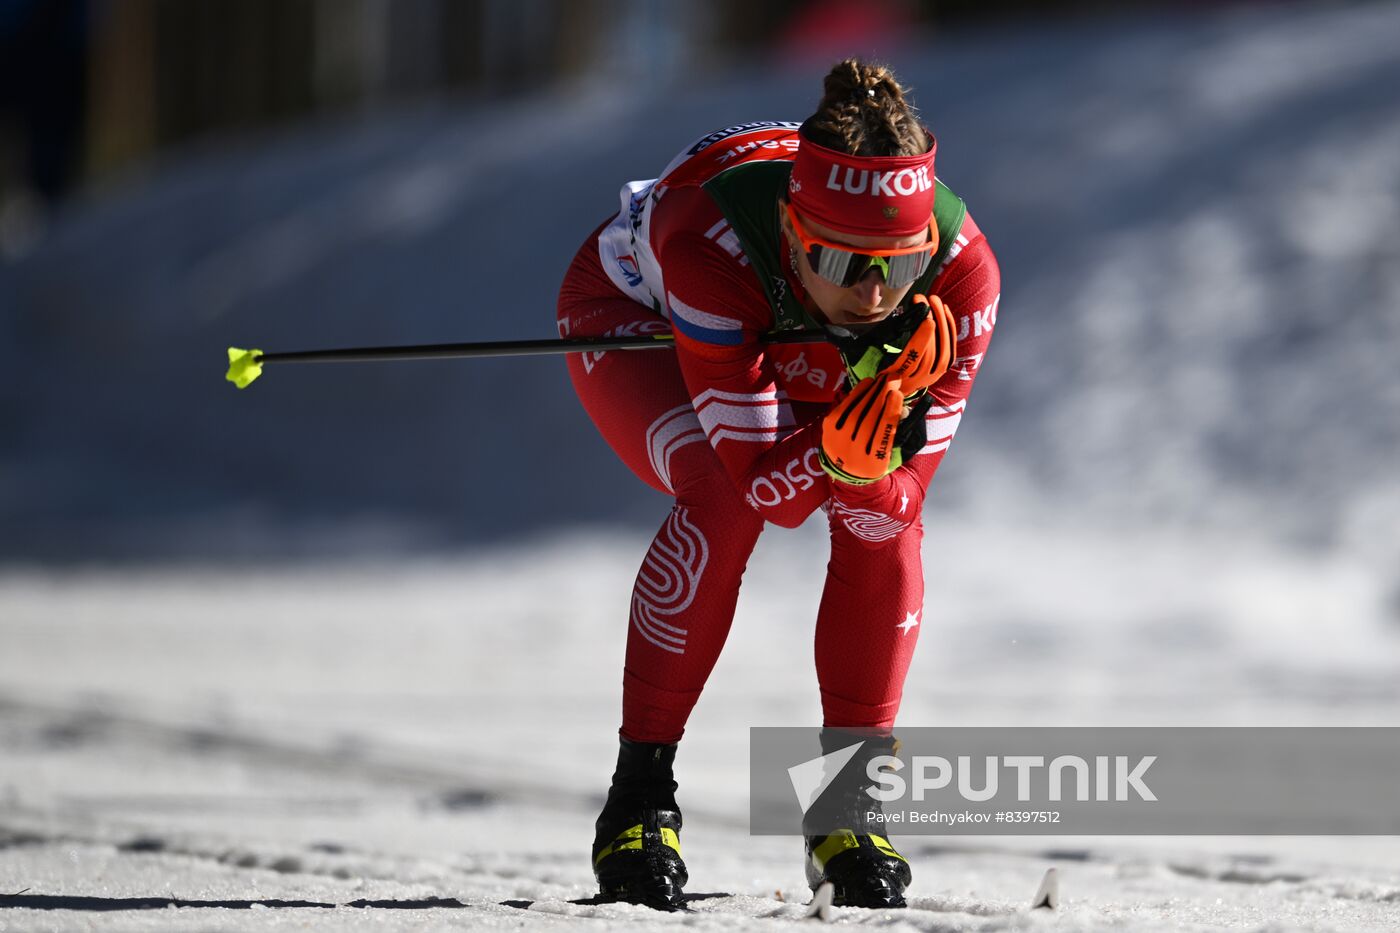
[803,729,911,908]
[592,738,688,911]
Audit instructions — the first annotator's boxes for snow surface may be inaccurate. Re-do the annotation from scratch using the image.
[3,522,1400,930]
[4,1,1400,930]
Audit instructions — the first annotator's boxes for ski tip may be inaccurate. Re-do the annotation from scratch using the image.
[1030,867,1059,910]
[805,881,834,921]
[226,347,264,389]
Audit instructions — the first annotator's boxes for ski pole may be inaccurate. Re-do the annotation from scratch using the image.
[225,329,831,388]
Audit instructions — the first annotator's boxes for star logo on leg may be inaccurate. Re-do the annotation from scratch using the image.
[896,610,921,635]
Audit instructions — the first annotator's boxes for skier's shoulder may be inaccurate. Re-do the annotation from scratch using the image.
[652,186,772,337]
[592,120,797,312]
[649,184,727,249]
[931,204,999,293]
[633,119,803,260]
[655,120,804,191]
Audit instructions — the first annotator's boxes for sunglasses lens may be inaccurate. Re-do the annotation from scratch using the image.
[808,245,932,289]
[886,250,933,288]
[811,246,866,287]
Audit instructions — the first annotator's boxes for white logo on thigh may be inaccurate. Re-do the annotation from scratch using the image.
[630,507,709,654]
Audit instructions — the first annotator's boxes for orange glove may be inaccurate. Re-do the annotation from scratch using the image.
[836,294,959,394]
[819,373,906,485]
[879,294,958,396]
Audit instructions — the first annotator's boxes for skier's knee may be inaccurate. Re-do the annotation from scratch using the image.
[829,510,923,551]
[674,469,761,528]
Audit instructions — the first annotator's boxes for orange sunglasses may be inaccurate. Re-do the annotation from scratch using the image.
[783,201,939,289]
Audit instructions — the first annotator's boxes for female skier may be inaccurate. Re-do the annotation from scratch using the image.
[556,59,1001,909]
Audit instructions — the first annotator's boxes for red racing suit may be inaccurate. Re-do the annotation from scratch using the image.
[557,122,1000,743]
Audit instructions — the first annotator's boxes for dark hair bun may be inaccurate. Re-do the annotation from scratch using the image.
[802,58,928,158]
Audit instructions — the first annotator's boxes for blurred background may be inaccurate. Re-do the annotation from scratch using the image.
[1,0,1398,690]
[7,0,1395,571]
[3,1,1400,925]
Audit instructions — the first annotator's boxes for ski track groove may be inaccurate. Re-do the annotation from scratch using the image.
[0,691,748,832]
[1,818,616,898]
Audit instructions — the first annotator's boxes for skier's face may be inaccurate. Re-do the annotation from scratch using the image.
[780,202,928,327]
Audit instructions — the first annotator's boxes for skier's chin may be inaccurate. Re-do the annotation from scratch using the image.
[819,306,892,327]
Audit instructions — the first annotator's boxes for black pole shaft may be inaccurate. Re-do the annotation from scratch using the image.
[255,329,830,364]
